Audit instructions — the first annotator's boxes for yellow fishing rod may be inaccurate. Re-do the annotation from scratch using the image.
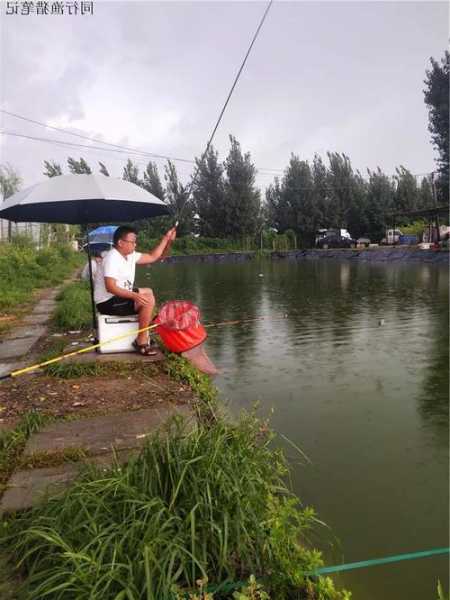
[0,314,287,382]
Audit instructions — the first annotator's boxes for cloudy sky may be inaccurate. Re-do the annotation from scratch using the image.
[0,0,448,192]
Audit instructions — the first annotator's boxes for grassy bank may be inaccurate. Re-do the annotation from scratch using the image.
[1,413,350,600]
[0,242,83,313]
[0,358,350,599]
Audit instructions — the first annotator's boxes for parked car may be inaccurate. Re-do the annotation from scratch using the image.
[356,237,371,247]
[316,234,355,249]
[380,229,403,245]
[315,228,352,245]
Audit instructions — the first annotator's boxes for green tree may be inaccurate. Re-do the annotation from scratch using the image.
[0,164,22,241]
[122,159,141,185]
[143,161,165,200]
[265,177,285,232]
[419,176,435,209]
[346,170,369,239]
[192,146,226,237]
[365,168,394,242]
[98,162,110,177]
[326,152,355,229]
[67,157,92,174]
[141,162,170,238]
[393,166,419,218]
[424,52,449,201]
[223,135,260,238]
[43,160,63,178]
[164,160,192,236]
[312,154,330,228]
[279,155,318,246]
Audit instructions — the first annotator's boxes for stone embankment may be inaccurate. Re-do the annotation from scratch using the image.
[164,248,449,265]
[272,248,449,264]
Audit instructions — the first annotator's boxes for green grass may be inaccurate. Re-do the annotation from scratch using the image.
[0,243,83,311]
[53,281,92,330]
[2,415,350,600]
[0,411,53,496]
[0,552,20,600]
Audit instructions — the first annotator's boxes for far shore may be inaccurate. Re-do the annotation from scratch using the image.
[162,246,449,265]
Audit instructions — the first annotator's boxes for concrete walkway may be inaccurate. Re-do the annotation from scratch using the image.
[0,276,195,514]
[0,289,59,377]
[1,404,194,513]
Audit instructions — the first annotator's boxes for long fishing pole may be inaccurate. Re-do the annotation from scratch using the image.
[0,313,286,382]
[165,0,273,241]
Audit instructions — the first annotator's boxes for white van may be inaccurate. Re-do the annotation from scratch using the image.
[381,229,403,245]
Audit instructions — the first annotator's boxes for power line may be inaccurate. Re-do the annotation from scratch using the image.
[0,130,194,164]
[1,120,433,181]
[0,109,194,165]
[0,128,284,175]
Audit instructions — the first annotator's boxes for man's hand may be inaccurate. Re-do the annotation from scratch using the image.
[166,227,177,242]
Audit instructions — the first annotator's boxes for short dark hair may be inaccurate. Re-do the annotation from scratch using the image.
[113,226,138,246]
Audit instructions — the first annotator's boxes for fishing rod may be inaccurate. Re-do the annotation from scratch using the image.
[0,313,287,382]
[164,0,273,247]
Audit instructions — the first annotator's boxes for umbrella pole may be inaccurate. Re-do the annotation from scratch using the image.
[86,228,97,332]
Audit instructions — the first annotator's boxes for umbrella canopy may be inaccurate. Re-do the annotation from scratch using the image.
[82,225,119,254]
[88,225,119,243]
[0,174,170,223]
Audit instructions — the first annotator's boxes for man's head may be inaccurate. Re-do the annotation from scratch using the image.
[113,226,138,256]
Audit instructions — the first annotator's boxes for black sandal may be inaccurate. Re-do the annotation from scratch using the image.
[132,340,158,356]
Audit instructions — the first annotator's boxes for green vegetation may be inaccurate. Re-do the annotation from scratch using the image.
[0,241,83,311]
[18,447,88,470]
[53,280,92,329]
[438,580,449,600]
[424,51,449,201]
[2,415,350,600]
[0,411,52,496]
[0,552,19,600]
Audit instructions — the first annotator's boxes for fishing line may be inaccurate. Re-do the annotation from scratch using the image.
[173,0,273,227]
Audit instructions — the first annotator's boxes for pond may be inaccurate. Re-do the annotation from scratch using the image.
[137,257,449,600]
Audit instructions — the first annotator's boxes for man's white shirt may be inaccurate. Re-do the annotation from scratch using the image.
[94,248,142,304]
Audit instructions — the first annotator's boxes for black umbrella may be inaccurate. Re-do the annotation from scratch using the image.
[0,174,171,329]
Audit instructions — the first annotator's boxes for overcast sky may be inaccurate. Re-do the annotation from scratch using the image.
[0,0,448,192]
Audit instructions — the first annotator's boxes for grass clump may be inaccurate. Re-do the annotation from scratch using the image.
[18,447,88,470]
[0,243,82,311]
[164,353,218,422]
[2,415,350,600]
[53,281,91,330]
[0,411,52,496]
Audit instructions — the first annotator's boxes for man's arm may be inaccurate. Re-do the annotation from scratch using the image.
[104,278,152,306]
[137,227,177,265]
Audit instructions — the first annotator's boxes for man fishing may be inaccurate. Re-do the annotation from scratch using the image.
[94,225,176,355]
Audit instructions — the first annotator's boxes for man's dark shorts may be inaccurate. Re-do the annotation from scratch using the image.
[96,288,138,317]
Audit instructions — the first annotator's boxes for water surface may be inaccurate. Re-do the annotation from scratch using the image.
[138,258,449,600]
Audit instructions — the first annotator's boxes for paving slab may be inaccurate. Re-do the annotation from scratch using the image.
[1,449,135,513]
[25,405,194,456]
[3,325,47,341]
[22,312,52,325]
[0,336,42,360]
[0,362,23,378]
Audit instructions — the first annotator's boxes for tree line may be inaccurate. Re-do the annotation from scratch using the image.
[42,139,437,245]
[1,51,448,246]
